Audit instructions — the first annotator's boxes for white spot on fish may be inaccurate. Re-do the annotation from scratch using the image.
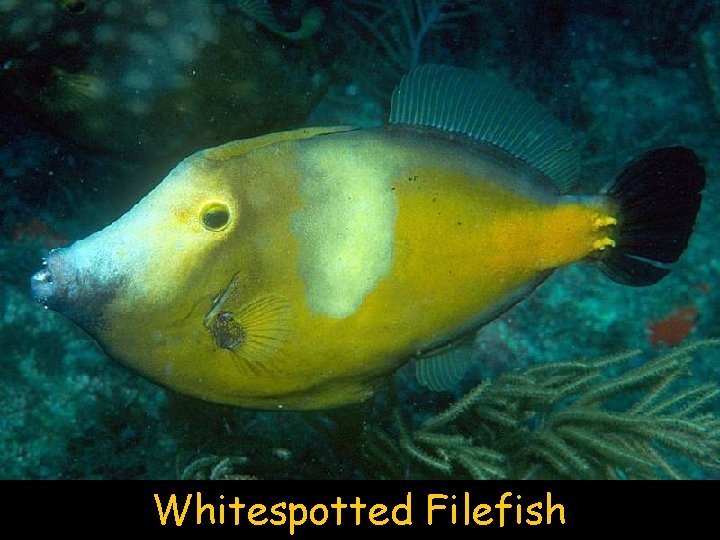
[293,136,397,318]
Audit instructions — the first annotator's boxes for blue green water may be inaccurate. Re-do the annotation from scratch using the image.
[0,0,718,479]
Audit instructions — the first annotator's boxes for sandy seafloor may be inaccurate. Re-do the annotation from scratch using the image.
[0,1,719,479]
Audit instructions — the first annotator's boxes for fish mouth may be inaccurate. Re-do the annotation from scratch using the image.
[30,266,53,302]
[30,251,62,309]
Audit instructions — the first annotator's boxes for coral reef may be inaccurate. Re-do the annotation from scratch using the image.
[0,0,329,160]
[363,341,720,479]
[0,282,175,478]
[180,455,256,480]
[620,0,714,67]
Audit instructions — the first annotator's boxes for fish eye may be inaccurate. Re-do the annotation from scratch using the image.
[200,203,231,232]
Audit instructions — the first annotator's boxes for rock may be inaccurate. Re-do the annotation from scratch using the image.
[0,0,330,160]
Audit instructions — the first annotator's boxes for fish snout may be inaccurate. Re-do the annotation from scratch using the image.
[30,266,53,304]
[30,248,67,309]
[30,244,119,331]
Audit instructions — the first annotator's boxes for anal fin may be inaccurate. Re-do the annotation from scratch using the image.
[415,345,473,392]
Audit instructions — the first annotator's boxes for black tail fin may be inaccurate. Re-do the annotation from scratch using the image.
[599,146,705,286]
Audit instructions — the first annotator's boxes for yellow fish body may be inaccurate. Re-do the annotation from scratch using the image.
[30,66,705,409]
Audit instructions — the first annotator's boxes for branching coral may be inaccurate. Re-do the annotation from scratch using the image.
[339,0,483,99]
[362,340,720,479]
[346,0,478,73]
[180,455,256,480]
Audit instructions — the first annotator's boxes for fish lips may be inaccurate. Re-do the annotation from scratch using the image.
[30,264,54,306]
[30,248,64,309]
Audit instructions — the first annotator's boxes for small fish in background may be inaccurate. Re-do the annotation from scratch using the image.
[58,0,86,14]
[30,65,705,410]
[234,0,325,40]
[39,67,106,115]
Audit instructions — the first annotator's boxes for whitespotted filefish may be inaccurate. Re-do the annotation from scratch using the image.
[30,65,706,409]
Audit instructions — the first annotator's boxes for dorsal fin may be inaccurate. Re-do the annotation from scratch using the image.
[389,65,580,192]
[202,126,356,161]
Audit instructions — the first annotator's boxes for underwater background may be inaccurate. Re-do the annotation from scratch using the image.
[1,0,719,479]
